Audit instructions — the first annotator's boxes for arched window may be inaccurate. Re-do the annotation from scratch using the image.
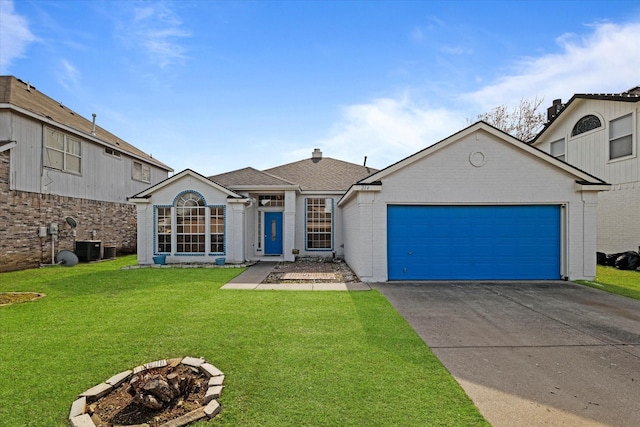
[571,115,602,136]
[176,192,205,253]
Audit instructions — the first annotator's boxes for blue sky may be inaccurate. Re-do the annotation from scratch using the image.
[1,0,639,175]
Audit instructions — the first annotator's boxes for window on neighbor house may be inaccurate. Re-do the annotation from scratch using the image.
[210,206,225,253]
[44,128,82,173]
[176,192,205,253]
[133,161,151,183]
[104,147,121,158]
[156,207,171,253]
[306,198,333,250]
[550,138,566,161]
[571,115,602,136]
[609,114,633,160]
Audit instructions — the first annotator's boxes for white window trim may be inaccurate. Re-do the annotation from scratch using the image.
[133,161,151,183]
[569,112,604,139]
[305,197,334,251]
[44,127,82,174]
[550,138,566,161]
[607,112,635,162]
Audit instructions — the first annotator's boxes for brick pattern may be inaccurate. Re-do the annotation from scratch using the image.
[0,150,137,272]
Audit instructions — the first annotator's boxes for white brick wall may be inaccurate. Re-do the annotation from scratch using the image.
[343,128,602,282]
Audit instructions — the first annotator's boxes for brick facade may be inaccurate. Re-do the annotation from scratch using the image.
[0,150,137,272]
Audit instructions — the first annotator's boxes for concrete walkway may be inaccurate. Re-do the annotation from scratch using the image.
[221,261,371,291]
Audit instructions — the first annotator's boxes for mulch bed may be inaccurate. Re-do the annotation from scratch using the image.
[89,364,208,426]
[262,257,360,284]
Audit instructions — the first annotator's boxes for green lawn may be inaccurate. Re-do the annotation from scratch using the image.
[0,256,487,426]
[577,265,640,301]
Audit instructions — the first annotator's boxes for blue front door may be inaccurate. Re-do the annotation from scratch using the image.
[264,212,283,255]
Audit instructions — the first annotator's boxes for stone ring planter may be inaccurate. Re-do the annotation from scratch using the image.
[69,356,224,427]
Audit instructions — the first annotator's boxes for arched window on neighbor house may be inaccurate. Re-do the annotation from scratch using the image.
[571,114,602,137]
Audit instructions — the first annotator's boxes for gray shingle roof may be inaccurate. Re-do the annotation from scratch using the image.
[210,154,378,192]
[264,157,377,191]
[210,167,295,187]
[0,75,172,171]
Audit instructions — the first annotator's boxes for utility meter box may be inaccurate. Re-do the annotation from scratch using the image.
[49,223,58,235]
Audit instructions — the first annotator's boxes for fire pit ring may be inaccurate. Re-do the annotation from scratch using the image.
[69,356,224,427]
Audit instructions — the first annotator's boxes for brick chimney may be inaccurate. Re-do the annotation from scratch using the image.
[547,99,563,121]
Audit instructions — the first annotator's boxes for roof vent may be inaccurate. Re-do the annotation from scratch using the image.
[312,148,323,159]
[91,113,97,136]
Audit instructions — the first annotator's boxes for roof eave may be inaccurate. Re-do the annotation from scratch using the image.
[337,182,382,207]
[0,102,173,172]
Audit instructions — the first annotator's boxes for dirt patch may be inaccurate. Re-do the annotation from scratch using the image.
[0,292,45,306]
[90,364,208,426]
[262,257,359,284]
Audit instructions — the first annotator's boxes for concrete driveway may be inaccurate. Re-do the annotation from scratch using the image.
[374,281,640,427]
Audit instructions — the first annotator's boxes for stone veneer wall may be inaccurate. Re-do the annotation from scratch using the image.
[0,150,137,272]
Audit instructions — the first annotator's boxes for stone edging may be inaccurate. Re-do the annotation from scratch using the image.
[121,263,254,270]
[69,356,224,427]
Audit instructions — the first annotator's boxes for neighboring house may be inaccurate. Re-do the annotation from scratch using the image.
[131,123,608,282]
[531,87,640,254]
[129,149,377,265]
[0,76,172,271]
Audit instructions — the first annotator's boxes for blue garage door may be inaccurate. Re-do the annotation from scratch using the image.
[387,205,561,280]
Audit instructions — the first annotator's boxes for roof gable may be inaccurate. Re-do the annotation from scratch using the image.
[129,169,245,201]
[359,121,607,186]
[532,87,640,144]
[341,121,609,206]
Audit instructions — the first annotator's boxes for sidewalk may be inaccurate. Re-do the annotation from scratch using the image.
[221,261,371,291]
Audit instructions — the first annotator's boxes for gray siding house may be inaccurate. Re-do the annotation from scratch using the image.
[531,88,640,254]
[0,76,173,271]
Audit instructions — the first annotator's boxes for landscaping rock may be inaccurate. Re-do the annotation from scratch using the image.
[69,413,95,427]
[69,396,86,420]
[204,400,221,418]
[80,382,113,402]
[199,362,223,378]
[203,385,223,404]
[157,408,206,427]
[105,370,132,388]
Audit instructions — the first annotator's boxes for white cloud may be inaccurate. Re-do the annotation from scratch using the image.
[119,3,191,68]
[307,20,640,170]
[57,59,81,91]
[0,0,37,72]
[467,21,640,110]
[307,94,465,169]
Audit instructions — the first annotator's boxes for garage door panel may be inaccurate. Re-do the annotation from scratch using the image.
[388,205,561,280]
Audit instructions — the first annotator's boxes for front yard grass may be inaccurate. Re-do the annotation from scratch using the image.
[0,256,487,426]
[577,265,640,301]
